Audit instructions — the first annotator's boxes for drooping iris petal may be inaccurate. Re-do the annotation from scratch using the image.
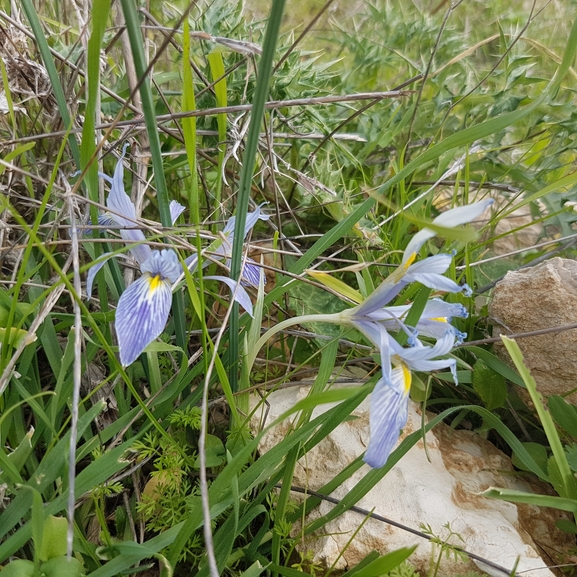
[349,319,394,387]
[364,365,411,468]
[222,203,270,238]
[115,273,173,366]
[205,275,254,317]
[225,257,265,287]
[114,250,181,366]
[395,331,458,383]
[105,149,151,265]
[240,258,264,287]
[86,252,120,298]
[404,254,471,296]
[169,200,186,225]
[402,198,494,264]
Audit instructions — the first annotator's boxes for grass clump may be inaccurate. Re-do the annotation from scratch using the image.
[0,1,577,576]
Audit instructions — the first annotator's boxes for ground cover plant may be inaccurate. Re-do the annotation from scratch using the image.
[2,0,577,575]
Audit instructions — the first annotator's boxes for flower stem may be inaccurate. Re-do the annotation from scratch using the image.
[247,312,342,372]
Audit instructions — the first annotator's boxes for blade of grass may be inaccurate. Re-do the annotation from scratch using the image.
[208,50,227,221]
[228,0,286,392]
[20,0,80,165]
[501,336,577,500]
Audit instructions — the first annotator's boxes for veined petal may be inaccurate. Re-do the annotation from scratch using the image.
[107,146,137,227]
[205,275,254,317]
[225,257,265,287]
[141,249,181,284]
[97,213,118,228]
[116,273,173,366]
[432,198,494,228]
[222,204,270,238]
[86,252,119,298]
[364,365,411,468]
[184,253,199,273]
[350,319,393,387]
[402,199,494,263]
[353,277,408,316]
[406,253,453,276]
[170,200,186,225]
[395,331,459,383]
[105,147,151,264]
[404,254,469,294]
[399,330,456,363]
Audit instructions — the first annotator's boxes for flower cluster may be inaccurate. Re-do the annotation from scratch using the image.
[87,148,268,367]
[334,199,494,467]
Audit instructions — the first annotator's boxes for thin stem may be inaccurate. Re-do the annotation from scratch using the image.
[247,313,342,373]
[66,193,83,558]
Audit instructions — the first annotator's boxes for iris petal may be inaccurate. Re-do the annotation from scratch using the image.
[141,249,181,284]
[222,204,269,238]
[86,252,119,298]
[105,149,151,265]
[402,198,494,263]
[205,275,254,317]
[225,257,264,287]
[364,367,410,468]
[115,273,173,367]
[169,200,186,225]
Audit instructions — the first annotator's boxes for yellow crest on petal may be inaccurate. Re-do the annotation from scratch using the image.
[401,363,412,395]
[148,274,162,294]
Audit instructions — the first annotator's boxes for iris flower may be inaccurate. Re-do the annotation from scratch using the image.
[365,330,458,467]
[184,204,270,287]
[86,149,264,367]
[335,198,494,467]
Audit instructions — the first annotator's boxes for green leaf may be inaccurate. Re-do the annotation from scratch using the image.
[548,395,577,438]
[39,517,68,562]
[501,336,577,499]
[193,435,225,468]
[511,442,548,474]
[565,444,577,472]
[556,518,577,534]
[0,560,35,576]
[472,359,507,410]
[548,455,566,497]
[350,547,417,577]
[482,486,577,514]
[40,556,84,577]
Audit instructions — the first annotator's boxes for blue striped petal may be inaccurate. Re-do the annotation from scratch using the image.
[170,200,186,225]
[140,249,181,283]
[241,258,265,287]
[86,252,119,298]
[222,204,270,238]
[115,273,173,366]
[364,365,411,468]
[225,257,265,287]
[205,275,254,317]
[105,148,151,265]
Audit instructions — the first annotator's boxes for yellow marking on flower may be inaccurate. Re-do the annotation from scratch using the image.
[401,362,412,395]
[148,274,162,294]
[430,317,448,323]
[403,252,417,269]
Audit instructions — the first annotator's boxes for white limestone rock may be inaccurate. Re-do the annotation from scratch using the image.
[251,386,569,577]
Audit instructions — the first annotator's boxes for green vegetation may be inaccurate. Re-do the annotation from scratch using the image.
[1,0,577,575]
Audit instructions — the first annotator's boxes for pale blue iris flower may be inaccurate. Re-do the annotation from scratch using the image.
[183,204,270,287]
[365,330,457,467]
[87,150,263,367]
[335,198,494,467]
